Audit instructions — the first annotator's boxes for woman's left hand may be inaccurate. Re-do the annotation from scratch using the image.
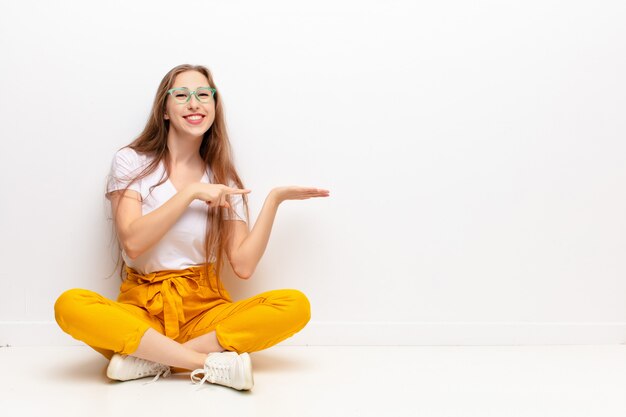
[269,186,330,204]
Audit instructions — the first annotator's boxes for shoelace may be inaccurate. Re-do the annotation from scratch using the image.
[143,367,172,385]
[138,359,172,385]
[190,361,230,388]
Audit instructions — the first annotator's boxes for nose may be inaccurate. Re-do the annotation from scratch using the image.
[187,93,201,109]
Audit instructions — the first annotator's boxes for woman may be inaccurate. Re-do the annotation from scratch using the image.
[54,64,329,391]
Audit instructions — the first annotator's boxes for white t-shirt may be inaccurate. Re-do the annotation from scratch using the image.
[105,147,247,274]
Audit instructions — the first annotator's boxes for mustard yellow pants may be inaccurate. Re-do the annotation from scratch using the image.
[54,265,311,360]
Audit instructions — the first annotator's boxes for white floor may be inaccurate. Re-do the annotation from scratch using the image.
[2,345,626,417]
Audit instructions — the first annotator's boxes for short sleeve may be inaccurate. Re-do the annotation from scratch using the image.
[222,180,248,223]
[105,148,143,199]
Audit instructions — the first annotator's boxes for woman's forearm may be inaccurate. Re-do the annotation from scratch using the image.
[124,185,196,259]
[233,193,280,277]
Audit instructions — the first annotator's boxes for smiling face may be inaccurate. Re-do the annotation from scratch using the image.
[164,70,216,139]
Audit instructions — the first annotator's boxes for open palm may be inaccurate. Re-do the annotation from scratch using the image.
[270,186,330,204]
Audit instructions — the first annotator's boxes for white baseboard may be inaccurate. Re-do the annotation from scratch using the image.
[1,321,626,346]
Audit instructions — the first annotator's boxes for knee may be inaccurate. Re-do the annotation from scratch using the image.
[54,288,90,330]
[283,289,311,329]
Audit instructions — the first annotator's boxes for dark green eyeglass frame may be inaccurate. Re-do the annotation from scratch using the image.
[167,87,217,103]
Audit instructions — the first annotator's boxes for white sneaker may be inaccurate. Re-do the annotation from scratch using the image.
[106,353,171,383]
[190,351,254,391]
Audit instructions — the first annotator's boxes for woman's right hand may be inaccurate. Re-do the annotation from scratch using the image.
[189,183,251,208]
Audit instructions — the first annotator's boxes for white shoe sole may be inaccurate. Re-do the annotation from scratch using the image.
[239,352,254,390]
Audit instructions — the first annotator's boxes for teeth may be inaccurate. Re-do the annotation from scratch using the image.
[186,115,203,121]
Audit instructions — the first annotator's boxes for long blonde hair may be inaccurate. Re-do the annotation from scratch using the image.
[108,64,248,296]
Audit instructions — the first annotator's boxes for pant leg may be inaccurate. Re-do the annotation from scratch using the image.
[177,289,311,353]
[54,288,164,360]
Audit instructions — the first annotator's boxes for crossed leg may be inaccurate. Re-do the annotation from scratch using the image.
[55,288,310,372]
[132,288,311,371]
[130,328,221,371]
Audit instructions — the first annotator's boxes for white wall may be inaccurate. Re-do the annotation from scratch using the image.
[1,0,625,346]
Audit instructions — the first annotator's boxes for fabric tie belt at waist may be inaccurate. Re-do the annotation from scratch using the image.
[121,265,213,340]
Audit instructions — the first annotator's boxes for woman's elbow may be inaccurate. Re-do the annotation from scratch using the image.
[233,264,254,280]
[121,239,141,260]
[125,251,139,260]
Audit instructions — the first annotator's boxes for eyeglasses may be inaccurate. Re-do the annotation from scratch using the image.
[167,87,217,104]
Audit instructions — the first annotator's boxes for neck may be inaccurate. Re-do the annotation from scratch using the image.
[166,129,204,166]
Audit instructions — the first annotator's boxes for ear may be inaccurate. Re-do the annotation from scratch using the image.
[164,113,169,120]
